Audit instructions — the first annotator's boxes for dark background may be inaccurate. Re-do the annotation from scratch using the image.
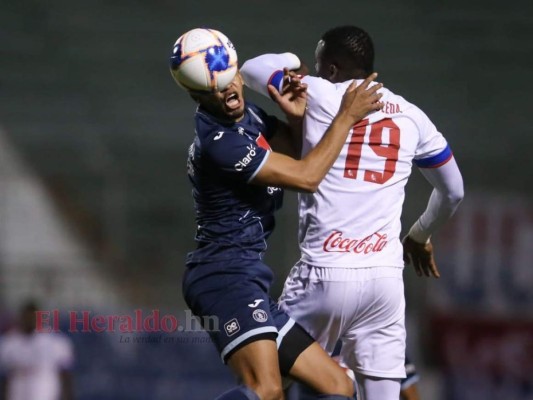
[1,0,532,399]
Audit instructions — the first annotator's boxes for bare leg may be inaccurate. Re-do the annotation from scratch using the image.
[289,342,354,397]
[227,339,284,400]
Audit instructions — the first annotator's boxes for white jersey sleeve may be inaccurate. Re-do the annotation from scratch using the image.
[240,53,302,97]
[407,157,464,243]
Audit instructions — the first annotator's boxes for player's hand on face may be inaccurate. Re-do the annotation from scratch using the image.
[402,235,441,278]
[267,68,308,120]
[339,72,384,124]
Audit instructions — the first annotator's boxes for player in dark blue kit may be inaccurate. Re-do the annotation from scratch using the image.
[171,29,384,400]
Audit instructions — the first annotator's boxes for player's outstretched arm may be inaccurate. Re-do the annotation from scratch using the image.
[265,68,308,158]
[241,53,302,98]
[403,157,464,277]
[252,74,383,193]
[242,56,308,158]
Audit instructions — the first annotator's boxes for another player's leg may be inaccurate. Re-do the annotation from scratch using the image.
[216,339,283,400]
[340,268,406,400]
[183,263,284,400]
[271,300,354,399]
[353,374,401,400]
[287,341,354,399]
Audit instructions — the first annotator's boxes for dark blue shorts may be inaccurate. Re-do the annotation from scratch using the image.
[183,261,294,363]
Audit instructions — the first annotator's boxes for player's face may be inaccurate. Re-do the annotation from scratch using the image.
[315,40,330,80]
[194,72,245,122]
[315,40,341,83]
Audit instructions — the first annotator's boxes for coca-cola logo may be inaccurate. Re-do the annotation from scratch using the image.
[322,230,388,254]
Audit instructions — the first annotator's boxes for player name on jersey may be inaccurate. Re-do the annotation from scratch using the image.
[382,101,401,114]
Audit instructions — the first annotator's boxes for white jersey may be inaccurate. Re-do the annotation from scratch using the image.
[0,331,74,400]
[298,76,451,268]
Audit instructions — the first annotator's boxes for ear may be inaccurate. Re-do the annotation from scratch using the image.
[329,64,339,81]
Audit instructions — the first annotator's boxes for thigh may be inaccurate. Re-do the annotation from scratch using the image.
[342,270,406,379]
[184,270,279,363]
[227,339,282,393]
[355,373,401,400]
[279,262,345,355]
[288,341,354,397]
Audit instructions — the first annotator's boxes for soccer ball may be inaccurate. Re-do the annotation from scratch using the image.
[169,28,238,92]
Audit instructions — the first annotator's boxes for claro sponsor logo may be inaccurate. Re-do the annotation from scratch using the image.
[235,144,257,171]
[322,231,388,254]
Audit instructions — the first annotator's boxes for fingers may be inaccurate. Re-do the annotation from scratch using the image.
[402,251,410,265]
[358,72,378,90]
[369,97,384,112]
[411,254,423,277]
[267,84,283,103]
[366,81,383,96]
[404,236,440,278]
[345,79,358,93]
[427,259,441,279]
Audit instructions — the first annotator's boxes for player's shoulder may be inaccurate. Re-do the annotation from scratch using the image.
[376,85,437,127]
[195,107,226,137]
[243,101,274,129]
[194,108,239,145]
[302,76,346,117]
[302,75,339,96]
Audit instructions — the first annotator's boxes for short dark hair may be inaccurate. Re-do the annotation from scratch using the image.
[321,26,374,76]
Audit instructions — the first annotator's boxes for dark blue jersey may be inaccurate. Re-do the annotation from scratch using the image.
[185,102,284,267]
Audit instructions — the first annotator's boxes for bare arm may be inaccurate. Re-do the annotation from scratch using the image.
[266,69,307,158]
[252,74,383,192]
[242,55,307,158]
[268,120,302,159]
[403,157,464,277]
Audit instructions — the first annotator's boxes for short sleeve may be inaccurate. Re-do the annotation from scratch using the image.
[203,129,271,183]
[413,108,452,168]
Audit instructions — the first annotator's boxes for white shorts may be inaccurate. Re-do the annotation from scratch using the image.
[279,261,406,379]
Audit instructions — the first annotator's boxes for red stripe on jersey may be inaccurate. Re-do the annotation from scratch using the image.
[256,134,271,151]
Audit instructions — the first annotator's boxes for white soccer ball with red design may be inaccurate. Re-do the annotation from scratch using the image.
[169,28,238,92]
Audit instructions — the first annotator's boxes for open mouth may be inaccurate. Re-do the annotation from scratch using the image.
[225,92,241,110]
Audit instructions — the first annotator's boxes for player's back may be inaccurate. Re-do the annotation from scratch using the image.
[299,76,450,268]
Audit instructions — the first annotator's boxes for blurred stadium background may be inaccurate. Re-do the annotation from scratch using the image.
[0,0,532,399]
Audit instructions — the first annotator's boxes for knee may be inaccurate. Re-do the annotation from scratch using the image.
[328,372,355,397]
[254,382,283,400]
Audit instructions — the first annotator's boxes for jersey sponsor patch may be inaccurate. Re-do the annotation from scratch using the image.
[322,230,388,254]
[234,144,258,171]
[252,309,268,323]
[224,318,240,336]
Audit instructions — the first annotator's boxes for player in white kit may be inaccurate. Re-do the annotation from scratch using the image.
[0,302,74,400]
[241,26,464,400]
